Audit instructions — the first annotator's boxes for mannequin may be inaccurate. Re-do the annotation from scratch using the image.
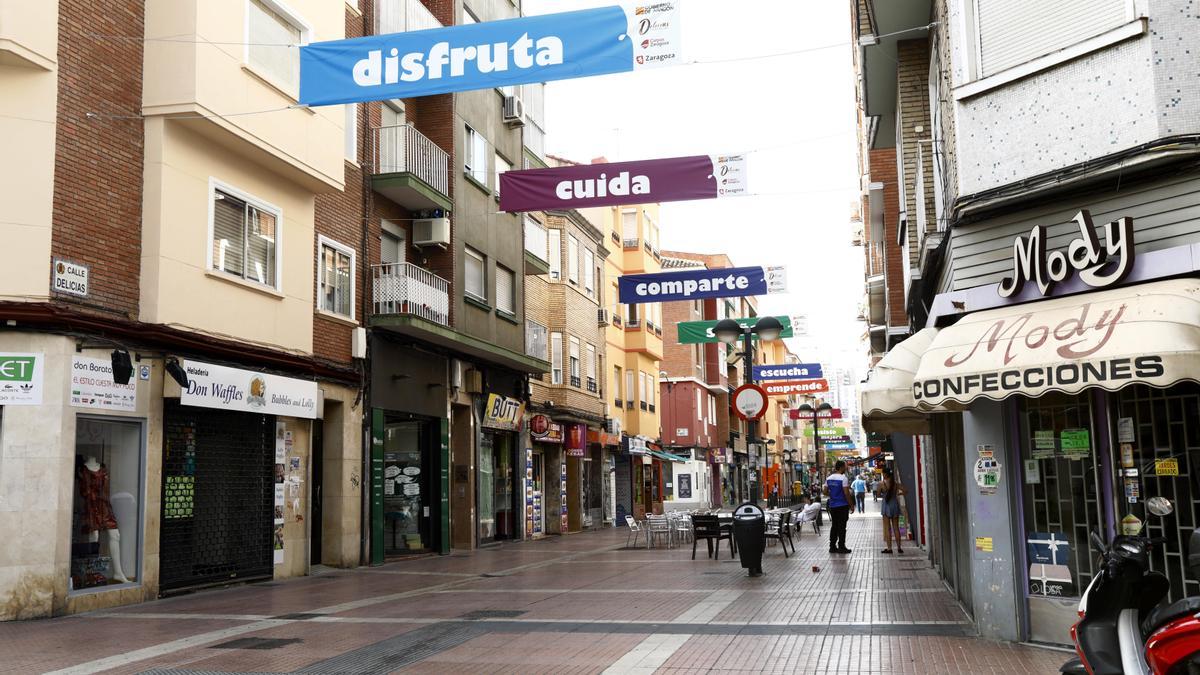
[78,456,129,583]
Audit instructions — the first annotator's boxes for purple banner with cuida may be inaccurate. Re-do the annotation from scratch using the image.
[499,154,748,212]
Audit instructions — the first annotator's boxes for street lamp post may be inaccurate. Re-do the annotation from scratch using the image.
[782,450,793,502]
[797,400,834,491]
[714,316,783,506]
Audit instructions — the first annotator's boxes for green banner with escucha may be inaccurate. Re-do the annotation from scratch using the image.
[676,316,794,344]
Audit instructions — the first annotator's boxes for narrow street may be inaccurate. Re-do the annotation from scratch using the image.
[3,503,1066,674]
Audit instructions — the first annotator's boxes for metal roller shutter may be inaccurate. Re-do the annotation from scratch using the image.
[977,0,1127,77]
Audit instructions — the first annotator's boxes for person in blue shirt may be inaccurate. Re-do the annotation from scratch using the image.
[823,460,854,554]
[851,474,868,512]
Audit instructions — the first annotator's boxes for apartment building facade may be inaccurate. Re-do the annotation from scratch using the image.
[857,0,1200,645]
[0,0,362,620]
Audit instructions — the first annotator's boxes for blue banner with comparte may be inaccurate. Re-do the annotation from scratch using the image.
[618,266,768,304]
[300,7,632,106]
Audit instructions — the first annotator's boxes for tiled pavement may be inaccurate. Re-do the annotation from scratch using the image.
[0,503,1069,674]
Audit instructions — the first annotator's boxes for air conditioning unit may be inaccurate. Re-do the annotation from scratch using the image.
[413,217,450,247]
[502,95,525,126]
[464,368,483,394]
[597,308,610,326]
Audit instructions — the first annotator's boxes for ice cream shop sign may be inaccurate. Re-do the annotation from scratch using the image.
[178,360,319,419]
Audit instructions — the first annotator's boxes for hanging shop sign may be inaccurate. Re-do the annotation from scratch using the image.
[566,423,586,457]
[802,426,849,438]
[70,355,136,412]
[0,352,43,405]
[528,413,551,438]
[762,379,829,397]
[482,393,525,430]
[618,266,769,304]
[731,383,768,421]
[533,420,565,444]
[501,154,746,212]
[998,210,1134,298]
[824,444,857,452]
[300,4,682,106]
[677,316,794,344]
[790,407,843,420]
[179,360,319,419]
[752,363,824,381]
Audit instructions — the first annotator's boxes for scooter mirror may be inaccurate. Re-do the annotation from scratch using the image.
[1146,496,1174,517]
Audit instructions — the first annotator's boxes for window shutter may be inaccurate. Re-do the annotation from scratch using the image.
[547,229,561,280]
[551,332,563,384]
[212,191,245,275]
[976,0,1126,77]
[496,266,514,313]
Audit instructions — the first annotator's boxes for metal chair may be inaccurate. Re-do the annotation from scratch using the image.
[625,515,644,548]
[646,515,672,549]
[673,513,693,544]
[765,509,795,556]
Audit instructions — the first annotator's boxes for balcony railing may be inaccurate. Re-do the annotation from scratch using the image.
[587,378,597,393]
[378,0,442,34]
[373,124,450,199]
[570,375,582,388]
[372,262,450,327]
[623,238,639,249]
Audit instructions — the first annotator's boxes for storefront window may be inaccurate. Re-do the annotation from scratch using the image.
[1114,383,1200,602]
[1019,393,1102,599]
[383,420,427,553]
[72,417,142,591]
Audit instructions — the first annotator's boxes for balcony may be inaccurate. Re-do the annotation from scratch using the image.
[587,378,597,393]
[378,0,443,34]
[623,238,640,250]
[371,124,452,212]
[570,376,582,388]
[372,262,450,327]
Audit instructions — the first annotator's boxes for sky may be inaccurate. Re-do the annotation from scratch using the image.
[524,0,866,376]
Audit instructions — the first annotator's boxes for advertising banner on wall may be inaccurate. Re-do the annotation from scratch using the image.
[752,363,824,381]
[70,355,137,411]
[762,379,830,396]
[677,316,795,344]
[619,266,768,304]
[300,4,682,106]
[0,352,43,405]
[500,154,747,212]
[180,361,319,419]
[482,393,524,430]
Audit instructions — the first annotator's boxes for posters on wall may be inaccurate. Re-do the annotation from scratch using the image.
[1117,417,1135,443]
[974,444,1000,495]
[1032,430,1056,459]
[70,355,136,411]
[1060,428,1090,460]
[678,473,692,499]
[274,421,286,564]
[560,461,568,533]
[1027,531,1075,597]
[0,352,43,405]
[1024,459,1040,484]
[300,3,683,106]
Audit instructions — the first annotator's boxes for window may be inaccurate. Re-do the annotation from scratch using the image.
[621,210,637,244]
[626,370,635,405]
[569,337,581,387]
[210,183,280,289]
[317,236,355,319]
[496,265,515,315]
[526,320,547,359]
[465,125,487,184]
[567,234,579,284]
[586,344,597,392]
[647,373,655,408]
[465,246,486,301]
[708,394,716,425]
[381,221,405,265]
[613,365,622,404]
[247,0,306,94]
[624,303,640,325]
[583,248,595,295]
[971,0,1129,79]
[344,104,357,161]
[639,371,648,410]
[547,228,561,280]
[550,332,563,384]
[72,417,144,591]
[524,216,547,262]
[494,153,510,196]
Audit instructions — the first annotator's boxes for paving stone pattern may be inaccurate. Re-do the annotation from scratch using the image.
[0,504,1068,674]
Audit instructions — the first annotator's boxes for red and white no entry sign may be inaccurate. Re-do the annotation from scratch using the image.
[732,383,768,421]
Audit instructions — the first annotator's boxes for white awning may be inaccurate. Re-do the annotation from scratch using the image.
[861,327,939,433]
[913,279,1200,408]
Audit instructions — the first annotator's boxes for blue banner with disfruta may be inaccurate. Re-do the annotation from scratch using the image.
[618,266,768,304]
[752,363,825,381]
[300,7,642,106]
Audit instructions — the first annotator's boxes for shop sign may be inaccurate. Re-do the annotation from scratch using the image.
[52,258,89,297]
[70,355,136,411]
[823,442,856,451]
[762,379,829,396]
[587,428,620,446]
[790,407,843,420]
[1155,458,1180,476]
[619,266,769,304]
[534,422,565,444]
[502,154,745,213]
[0,352,43,405]
[482,393,524,430]
[1060,428,1090,460]
[803,426,848,438]
[179,360,319,419]
[300,4,682,106]
[753,363,824,381]
[528,413,551,438]
[708,448,726,464]
[998,210,1134,298]
[628,436,648,455]
[566,423,586,457]
[677,316,795,344]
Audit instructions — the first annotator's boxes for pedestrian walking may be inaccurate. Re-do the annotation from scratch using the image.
[871,477,880,502]
[824,460,854,554]
[851,473,867,512]
[879,469,905,554]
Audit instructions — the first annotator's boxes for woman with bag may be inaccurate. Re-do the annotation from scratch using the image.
[879,469,906,554]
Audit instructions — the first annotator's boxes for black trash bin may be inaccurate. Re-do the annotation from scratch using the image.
[732,502,766,577]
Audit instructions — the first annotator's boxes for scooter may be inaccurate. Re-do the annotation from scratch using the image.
[1060,497,1184,675]
[1142,527,1200,674]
